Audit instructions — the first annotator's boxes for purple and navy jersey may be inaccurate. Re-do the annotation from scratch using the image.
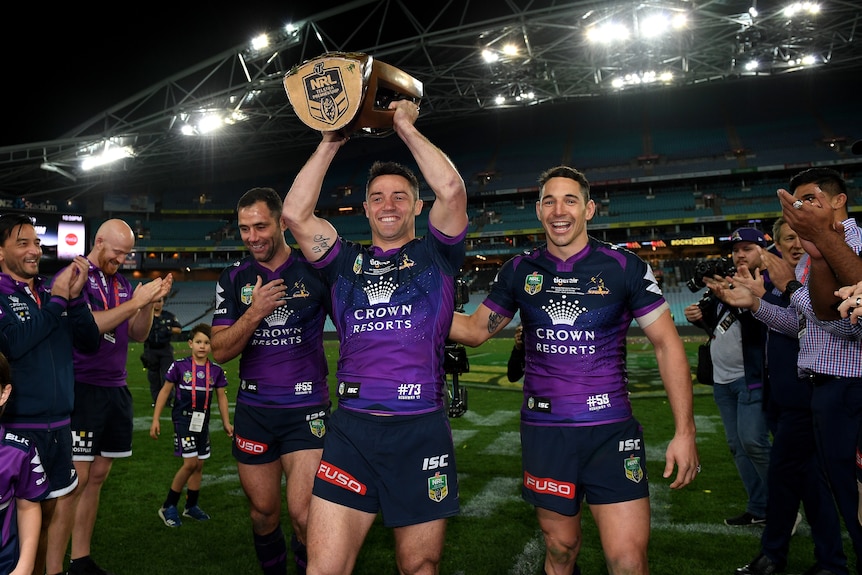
[213,252,330,408]
[0,426,49,568]
[73,263,135,387]
[312,224,466,415]
[485,237,666,426]
[164,357,228,422]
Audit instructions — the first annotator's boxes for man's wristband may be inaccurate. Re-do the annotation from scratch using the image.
[784,280,803,296]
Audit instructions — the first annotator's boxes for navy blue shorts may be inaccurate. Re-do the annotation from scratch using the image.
[172,414,212,459]
[520,418,649,516]
[9,424,77,498]
[313,408,460,527]
[71,383,133,460]
[232,402,329,465]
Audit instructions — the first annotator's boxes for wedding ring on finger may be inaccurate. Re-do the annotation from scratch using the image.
[856,296,861,307]
[792,199,804,210]
[696,464,702,473]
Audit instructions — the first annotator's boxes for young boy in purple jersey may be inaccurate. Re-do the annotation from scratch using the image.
[0,213,100,575]
[283,99,468,575]
[449,166,700,575]
[211,187,331,575]
[0,352,50,575]
[150,323,233,527]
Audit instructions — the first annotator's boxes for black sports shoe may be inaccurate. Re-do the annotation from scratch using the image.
[736,554,783,574]
[66,556,116,575]
[799,565,838,575]
[725,511,767,526]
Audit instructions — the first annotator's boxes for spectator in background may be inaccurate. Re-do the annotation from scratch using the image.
[144,297,182,407]
[49,219,172,575]
[449,165,698,575]
[0,214,100,575]
[507,324,525,383]
[211,188,331,575]
[283,99,468,575]
[684,227,772,527]
[150,323,232,528]
[709,218,848,575]
[0,351,50,575]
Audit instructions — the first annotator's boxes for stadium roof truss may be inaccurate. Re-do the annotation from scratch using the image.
[1,0,860,204]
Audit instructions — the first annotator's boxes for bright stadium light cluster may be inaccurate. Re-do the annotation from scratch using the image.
[79,140,135,172]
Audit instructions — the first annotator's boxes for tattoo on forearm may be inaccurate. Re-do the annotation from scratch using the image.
[312,234,331,254]
[487,312,503,334]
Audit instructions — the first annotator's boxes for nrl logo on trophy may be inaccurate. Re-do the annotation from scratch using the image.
[284,52,423,137]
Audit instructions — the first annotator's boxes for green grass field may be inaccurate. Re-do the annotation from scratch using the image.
[83,335,855,575]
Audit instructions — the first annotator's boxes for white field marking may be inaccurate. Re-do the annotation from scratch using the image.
[452,429,478,445]
[508,530,546,575]
[483,431,521,456]
[694,413,721,435]
[460,410,519,426]
[461,476,522,518]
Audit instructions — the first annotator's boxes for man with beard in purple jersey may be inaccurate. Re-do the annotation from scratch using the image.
[211,188,331,575]
[449,166,699,575]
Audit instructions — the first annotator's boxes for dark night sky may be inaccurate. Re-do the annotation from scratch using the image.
[3,4,339,146]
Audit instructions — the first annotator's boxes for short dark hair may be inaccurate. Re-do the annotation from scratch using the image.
[366,161,419,200]
[789,167,847,197]
[0,214,35,245]
[0,351,10,389]
[237,187,283,221]
[188,323,211,340]
[538,166,591,202]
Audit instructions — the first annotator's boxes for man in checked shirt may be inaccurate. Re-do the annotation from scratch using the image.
[716,167,862,574]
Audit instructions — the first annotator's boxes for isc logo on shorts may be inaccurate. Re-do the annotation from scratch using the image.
[523,471,575,499]
[234,435,268,454]
[422,454,448,470]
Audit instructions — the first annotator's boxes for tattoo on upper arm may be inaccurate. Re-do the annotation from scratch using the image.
[312,234,331,254]
[487,312,503,334]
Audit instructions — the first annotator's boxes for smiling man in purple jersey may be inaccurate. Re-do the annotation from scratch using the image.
[283,99,468,575]
[449,166,699,575]
[211,187,331,575]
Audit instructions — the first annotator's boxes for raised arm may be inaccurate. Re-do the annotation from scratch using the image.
[282,133,346,262]
[391,101,468,238]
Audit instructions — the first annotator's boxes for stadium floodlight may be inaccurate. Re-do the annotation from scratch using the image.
[80,143,134,172]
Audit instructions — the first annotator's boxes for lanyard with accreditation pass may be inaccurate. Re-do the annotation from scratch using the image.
[189,360,211,433]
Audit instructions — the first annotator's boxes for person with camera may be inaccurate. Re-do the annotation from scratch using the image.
[449,165,699,575]
[507,324,526,383]
[143,297,182,407]
[684,227,772,528]
[709,220,848,575]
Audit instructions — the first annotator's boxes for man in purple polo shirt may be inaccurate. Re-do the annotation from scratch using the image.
[48,219,171,575]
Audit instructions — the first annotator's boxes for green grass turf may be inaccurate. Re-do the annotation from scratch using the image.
[78,335,854,575]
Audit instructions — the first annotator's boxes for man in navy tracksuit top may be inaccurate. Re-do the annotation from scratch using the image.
[0,213,100,575]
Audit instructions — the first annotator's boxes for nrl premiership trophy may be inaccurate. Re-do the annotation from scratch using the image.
[284,52,423,136]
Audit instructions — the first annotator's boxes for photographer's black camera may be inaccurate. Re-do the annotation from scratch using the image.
[685,257,736,292]
[447,274,470,417]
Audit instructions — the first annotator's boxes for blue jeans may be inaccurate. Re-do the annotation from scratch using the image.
[713,377,771,517]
